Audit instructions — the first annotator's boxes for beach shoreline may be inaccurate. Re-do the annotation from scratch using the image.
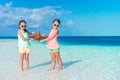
[0,39,120,80]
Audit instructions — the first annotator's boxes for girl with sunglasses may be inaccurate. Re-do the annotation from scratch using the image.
[40,19,63,70]
[17,20,35,71]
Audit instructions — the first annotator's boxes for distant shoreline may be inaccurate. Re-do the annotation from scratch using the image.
[1,36,120,39]
[1,36,120,45]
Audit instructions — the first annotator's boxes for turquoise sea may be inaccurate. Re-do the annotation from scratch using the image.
[1,36,120,45]
[0,36,120,80]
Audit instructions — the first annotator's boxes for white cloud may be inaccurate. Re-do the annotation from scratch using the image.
[0,2,72,28]
[64,20,74,26]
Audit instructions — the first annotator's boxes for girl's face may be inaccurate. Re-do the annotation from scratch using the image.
[19,22,26,30]
[53,21,59,29]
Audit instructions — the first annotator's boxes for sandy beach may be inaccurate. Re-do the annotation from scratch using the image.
[0,40,120,80]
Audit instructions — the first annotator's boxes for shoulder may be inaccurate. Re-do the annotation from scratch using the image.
[51,29,57,33]
[52,29,58,32]
[54,29,58,34]
[18,30,22,34]
[18,30,21,33]
[52,29,58,35]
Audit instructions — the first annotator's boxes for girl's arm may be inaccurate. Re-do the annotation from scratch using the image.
[18,31,33,41]
[40,30,58,42]
[28,31,36,36]
[41,34,48,37]
[46,30,58,41]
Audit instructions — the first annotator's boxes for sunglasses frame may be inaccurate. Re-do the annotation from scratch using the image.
[21,25,26,27]
[53,24,59,27]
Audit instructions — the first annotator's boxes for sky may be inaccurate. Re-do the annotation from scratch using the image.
[0,0,120,36]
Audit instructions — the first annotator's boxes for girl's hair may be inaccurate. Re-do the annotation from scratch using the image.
[18,20,28,32]
[53,19,60,24]
[19,20,26,25]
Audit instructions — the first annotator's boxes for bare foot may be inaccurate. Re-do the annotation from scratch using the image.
[20,69,24,72]
[59,68,63,70]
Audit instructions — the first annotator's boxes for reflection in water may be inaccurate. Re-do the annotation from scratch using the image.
[20,70,68,80]
[48,71,68,80]
[20,71,33,80]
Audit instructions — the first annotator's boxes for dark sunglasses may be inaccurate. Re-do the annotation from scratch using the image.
[21,25,26,27]
[54,24,59,27]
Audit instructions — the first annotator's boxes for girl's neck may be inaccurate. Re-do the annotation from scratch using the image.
[20,29,25,31]
[20,29,27,32]
[20,28,24,30]
[53,27,58,30]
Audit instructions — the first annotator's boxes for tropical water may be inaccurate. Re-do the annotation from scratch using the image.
[1,36,120,45]
[0,36,120,80]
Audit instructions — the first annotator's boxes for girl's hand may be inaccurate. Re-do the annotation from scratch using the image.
[30,38,34,41]
[39,39,46,43]
[42,34,48,37]
[39,40,44,43]
[31,32,36,36]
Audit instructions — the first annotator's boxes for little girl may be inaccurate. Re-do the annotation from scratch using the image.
[40,19,63,70]
[17,20,34,71]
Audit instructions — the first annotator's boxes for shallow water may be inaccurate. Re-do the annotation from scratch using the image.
[0,39,120,80]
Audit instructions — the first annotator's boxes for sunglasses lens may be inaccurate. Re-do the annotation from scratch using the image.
[54,24,56,26]
[54,24,59,27]
[21,25,26,27]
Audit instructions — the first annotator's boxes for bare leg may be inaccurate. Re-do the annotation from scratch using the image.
[25,53,29,70]
[20,53,25,71]
[50,53,56,70]
[55,52,63,70]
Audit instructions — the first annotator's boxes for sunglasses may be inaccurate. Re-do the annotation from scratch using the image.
[21,25,26,27]
[53,24,59,27]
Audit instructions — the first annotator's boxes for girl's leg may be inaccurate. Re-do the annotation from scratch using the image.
[50,53,56,70]
[55,52,63,70]
[25,53,29,70]
[20,53,25,71]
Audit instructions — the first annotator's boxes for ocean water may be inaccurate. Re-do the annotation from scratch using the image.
[58,36,120,45]
[1,36,120,45]
[0,36,120,80]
